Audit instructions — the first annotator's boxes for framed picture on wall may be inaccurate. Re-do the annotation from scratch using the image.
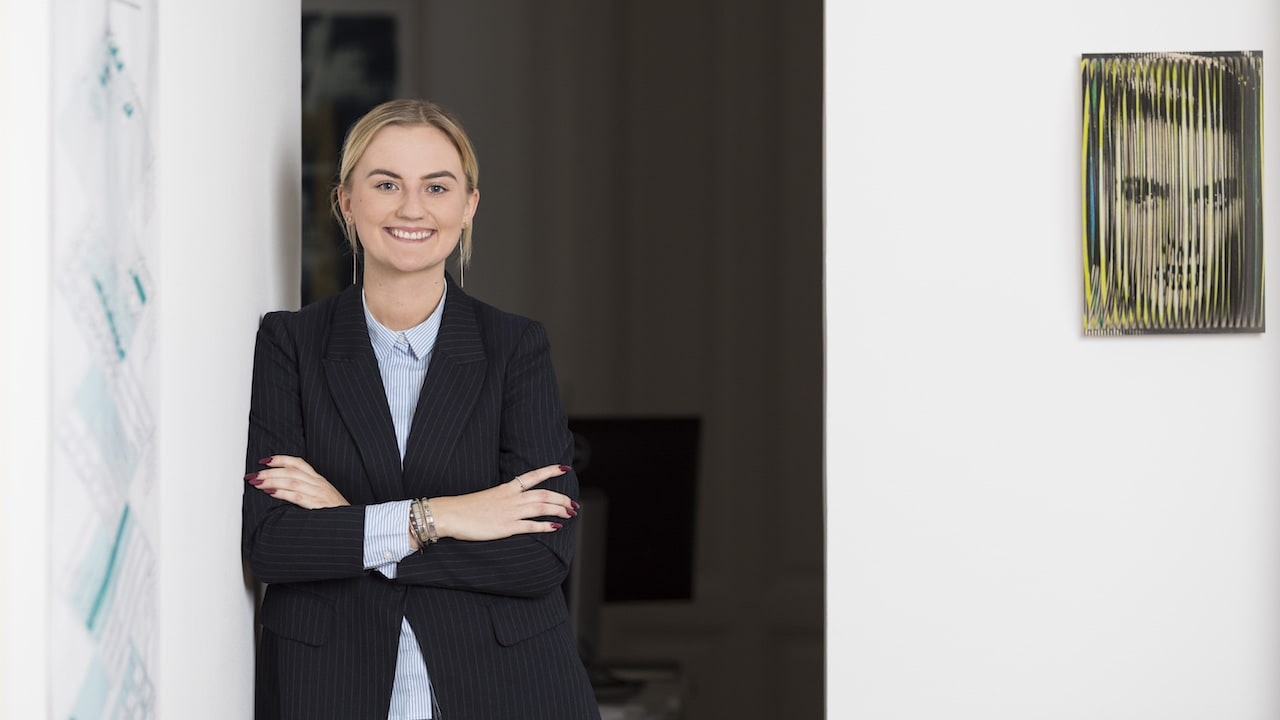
[301,0,421,304]
[1081,51,1264,335]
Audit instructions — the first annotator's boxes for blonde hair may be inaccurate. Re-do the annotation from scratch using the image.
[330,99,480,271]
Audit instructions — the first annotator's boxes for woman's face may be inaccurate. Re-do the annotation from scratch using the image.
[339,124,479,284]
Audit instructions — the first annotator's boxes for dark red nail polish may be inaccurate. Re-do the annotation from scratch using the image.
[264,488,277,495]
[567,508,577,517]
[550,522,562,530]
[258,457,273,465]
[558,465,570,473]
[244,472,259,482]
[249,478,265,486]
[571,500,580,510]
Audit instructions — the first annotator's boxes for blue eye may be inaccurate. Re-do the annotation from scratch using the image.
[427,184,446,194]
[376,181,398,191]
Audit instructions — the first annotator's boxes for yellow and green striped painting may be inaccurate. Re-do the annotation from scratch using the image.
[1082,51,1263,335]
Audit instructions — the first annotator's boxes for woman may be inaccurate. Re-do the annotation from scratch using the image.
[242,99,600,719]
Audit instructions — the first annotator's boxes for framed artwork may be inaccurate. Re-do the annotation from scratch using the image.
[301,0,420,303]
[1081,51,1263,335]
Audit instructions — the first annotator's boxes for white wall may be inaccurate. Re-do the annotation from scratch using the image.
[0,2,296,717]
[828,2,1280,718]
[156,1,299,716]
[0,0,52,716]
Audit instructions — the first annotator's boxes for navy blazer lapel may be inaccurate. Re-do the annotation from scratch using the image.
[321,286,404,501]
[403,277,487,488]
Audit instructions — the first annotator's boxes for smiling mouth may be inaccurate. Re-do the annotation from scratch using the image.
[387,228,435,241]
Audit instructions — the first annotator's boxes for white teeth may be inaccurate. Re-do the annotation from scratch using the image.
[389,229,433,240]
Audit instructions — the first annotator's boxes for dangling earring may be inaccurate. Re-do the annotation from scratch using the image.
[345,215,359,285]
[460,222,468,288]
[352,236,361,286]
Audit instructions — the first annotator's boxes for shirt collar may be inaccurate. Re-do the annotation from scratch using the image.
[362,285,447,361]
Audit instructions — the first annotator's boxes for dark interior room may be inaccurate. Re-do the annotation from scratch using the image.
[300,2,823,716]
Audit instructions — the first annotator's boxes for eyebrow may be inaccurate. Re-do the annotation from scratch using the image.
[366,168,459,182]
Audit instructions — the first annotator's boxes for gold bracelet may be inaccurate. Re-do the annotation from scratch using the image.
[409,498,430,547]
[420,498,439,544]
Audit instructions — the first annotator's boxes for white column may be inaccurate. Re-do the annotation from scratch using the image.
[156,1,299,716]
[0,0,53,716]
[0,0,298,715]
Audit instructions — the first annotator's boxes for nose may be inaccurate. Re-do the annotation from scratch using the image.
[397,188,426,219]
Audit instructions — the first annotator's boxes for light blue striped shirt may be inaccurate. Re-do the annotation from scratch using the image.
[361,287,446,720]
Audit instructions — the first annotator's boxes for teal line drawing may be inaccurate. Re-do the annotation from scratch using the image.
[80,246,145,363]
[87,506,131,632]
[91,275,126,361]
[130,269,146,304]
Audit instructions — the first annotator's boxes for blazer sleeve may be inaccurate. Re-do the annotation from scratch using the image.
[241,311,367,584]
[393,321,579,598]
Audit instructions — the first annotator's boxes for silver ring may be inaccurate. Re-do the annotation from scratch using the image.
[515,477,527,492]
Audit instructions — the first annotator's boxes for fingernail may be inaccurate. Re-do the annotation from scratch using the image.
[567,508,578,517]
[550,522,563,530]
[249,478,264,486]
[258,457,273,465]
[558,465,570,473]
[263,488,277,495]
[571,500,580,510]
[244,472,259,482]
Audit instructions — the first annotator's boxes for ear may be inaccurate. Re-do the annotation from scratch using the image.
[464,187,480,226]
[338,187,352,219]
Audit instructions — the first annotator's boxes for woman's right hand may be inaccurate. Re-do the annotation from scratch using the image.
[427,464,578,543]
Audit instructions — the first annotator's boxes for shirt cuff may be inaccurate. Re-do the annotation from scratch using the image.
[364,500,415,578]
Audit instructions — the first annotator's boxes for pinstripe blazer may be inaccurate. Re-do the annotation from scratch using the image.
[243,277,600,719]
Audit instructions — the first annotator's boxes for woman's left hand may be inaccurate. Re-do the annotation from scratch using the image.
[247,455,350,509]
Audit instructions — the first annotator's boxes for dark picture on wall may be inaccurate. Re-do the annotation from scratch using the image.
[1081,51,1263,335]
[301,2,419,304]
